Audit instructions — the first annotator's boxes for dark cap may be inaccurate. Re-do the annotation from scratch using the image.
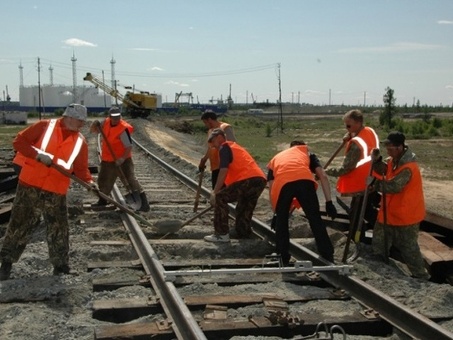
[383,131,405,146]
[208,128,225,142]
[201,109,217,121]
[109,106,122,117]
[290,140,306,147]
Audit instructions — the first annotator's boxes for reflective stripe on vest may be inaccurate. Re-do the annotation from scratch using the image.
[33,119,84,170]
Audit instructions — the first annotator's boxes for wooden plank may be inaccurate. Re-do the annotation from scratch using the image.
[424,211,453,231]
[94,312,389,339]
[94,321,172,339]
[419,232,453,265]
[87,259,142,271]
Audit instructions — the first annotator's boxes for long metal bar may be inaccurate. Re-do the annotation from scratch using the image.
[164,262,353,280]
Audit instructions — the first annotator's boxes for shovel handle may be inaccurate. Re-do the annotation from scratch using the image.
[193,169,204,212]
[50,163,153,228]
[323,140,347,170]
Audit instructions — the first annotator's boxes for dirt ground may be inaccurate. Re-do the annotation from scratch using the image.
[1,118,453,340]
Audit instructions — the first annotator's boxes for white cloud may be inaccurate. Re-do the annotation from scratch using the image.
[63,38,97,47]
[337,42,442,53]
[446,85,453,89]
[438,20,453,25]
[149,66,164,71]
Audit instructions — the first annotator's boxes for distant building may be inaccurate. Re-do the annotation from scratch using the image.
[19,85,112,112]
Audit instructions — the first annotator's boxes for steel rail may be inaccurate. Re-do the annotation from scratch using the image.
[132,135,453,339]
[110,184,207,340]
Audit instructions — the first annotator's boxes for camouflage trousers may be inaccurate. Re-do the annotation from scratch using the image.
[97,158,142,196]
[213,177,266,237]
[372,222,429,279]
[0,184,69,267]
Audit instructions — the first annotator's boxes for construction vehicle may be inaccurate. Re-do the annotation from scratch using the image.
[83,72,158,118]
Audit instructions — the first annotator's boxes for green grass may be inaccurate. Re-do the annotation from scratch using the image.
[0,125,24,147]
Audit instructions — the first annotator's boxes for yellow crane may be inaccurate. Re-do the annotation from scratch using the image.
[83,72,158,118]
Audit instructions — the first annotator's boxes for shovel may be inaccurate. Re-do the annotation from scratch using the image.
[155,205,213,236]
[95,124,142,210]
[50,163,156,229]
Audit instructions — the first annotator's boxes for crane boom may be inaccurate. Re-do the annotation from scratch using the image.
[83,72,140,109]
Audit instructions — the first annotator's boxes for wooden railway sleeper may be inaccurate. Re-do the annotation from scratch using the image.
[293,321,346,339]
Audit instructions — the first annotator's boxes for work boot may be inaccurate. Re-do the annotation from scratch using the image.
[138,192,150,212]
[53,264,71,275]
[0,262,12,281]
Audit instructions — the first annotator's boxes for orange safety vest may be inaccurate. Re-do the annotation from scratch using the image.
[267,145,317,211]
[222,141,265,186]
[208,122,231,170]
[336,126,379,194]
[101,118,134,162]
[19,119,84,195]
[377,161,425,226]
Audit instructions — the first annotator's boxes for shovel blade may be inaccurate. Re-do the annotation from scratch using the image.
[125,192,142,211]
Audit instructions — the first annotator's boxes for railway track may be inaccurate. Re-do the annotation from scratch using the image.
[1,119,453,339]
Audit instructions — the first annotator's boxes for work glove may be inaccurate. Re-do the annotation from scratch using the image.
[325,201,337,220]
[88,181,99,192]
[342,132,352,142]
[209,192,216,206]
[36,153,52,167]
[115,157,125,166]
[198,159,206,173]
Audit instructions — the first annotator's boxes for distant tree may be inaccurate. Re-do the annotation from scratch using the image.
[380,87,397,128]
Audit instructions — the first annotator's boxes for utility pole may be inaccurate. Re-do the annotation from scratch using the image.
[277,63,283,132]
[363,91,367,107]
[38,57,42,120]
[71,51,77,103]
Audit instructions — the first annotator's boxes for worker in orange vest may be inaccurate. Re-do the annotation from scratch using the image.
[90,106,149,212]
[326,109,380,240]
[370,131,429,280]
[267,141,337,264]
[0,104,95,281]
[198,110,236,189]
[204,128,266,243]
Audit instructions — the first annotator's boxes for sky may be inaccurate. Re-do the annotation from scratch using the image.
[1,0,453,107]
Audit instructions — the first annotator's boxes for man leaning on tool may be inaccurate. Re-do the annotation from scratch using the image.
[0,104,96,281]
[204,128,266,242]
[369,131,430,280]
[198,110,236,189]
[267,141,337,265]
[90,106,150,211]
[325,109,380,239]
